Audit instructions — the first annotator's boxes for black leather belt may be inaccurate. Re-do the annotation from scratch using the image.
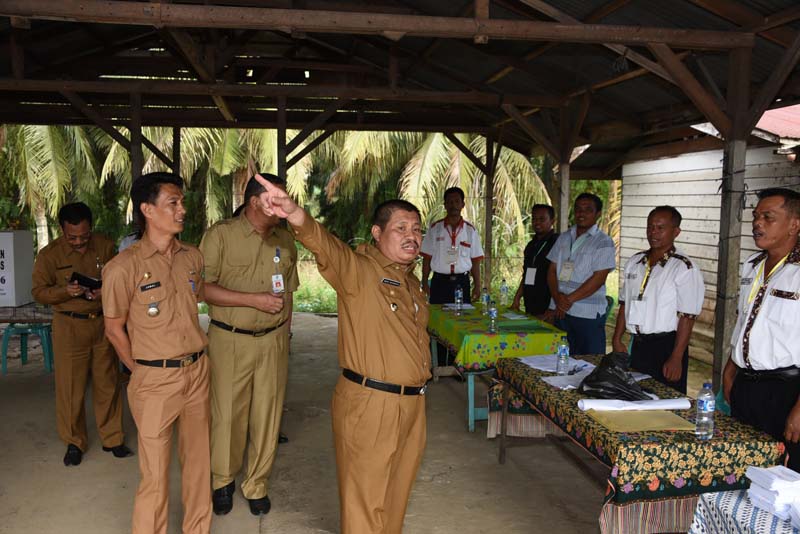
[135,351,204,368]
[59,310,103,320]
[210,319,286,337]
[634,331,675,340]
[342,369,427,396]
[738,366,800,381]
[432,272,469,282]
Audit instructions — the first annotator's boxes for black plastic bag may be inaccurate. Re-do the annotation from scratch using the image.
[578,351,651,401]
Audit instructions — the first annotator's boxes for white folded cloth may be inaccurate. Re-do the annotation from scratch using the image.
[577,397,691,412]
[749,481,799,506]
[542,368,594,390]
[519,355,595,374]
[746,465,800,492]
[748,489,791,521]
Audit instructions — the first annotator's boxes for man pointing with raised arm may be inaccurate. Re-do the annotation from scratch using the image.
[253,174,430,533]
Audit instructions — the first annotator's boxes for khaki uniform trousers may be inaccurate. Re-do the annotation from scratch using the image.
[209,323,289,498]
[128,355,211,534]
[332,376,427,534]
[51,312,123,451]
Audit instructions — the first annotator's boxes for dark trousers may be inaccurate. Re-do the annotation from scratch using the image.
[429,272,472,305]
[731,372,800,471]
[555,313,606,356]
[429,272,471,366]
[630,331,689,394]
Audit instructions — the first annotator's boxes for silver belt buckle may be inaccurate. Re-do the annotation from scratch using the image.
[419,384,427,396]
[180,355,194,367]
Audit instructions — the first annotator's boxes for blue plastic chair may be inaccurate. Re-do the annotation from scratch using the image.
[1,323,54,374]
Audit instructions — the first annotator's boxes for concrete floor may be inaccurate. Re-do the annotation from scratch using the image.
[0,313,613,533]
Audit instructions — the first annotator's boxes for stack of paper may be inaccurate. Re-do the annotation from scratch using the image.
[577,397,690,411]
[745,465,800,524]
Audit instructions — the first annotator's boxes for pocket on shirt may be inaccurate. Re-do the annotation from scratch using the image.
[766,289,800,326]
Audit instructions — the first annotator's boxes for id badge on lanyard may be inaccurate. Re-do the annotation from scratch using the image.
[559,261,575,282]
[445,246,458,265]
[271,247,285,294]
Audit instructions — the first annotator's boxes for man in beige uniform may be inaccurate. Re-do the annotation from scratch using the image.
[200,174,298,516]
[255,174,430,534]
[103,172,211,534]
[31,201,129,466]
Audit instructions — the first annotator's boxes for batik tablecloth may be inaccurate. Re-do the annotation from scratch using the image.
[690,490,799,534]
[427,305,563,372]
[496,356,785,506]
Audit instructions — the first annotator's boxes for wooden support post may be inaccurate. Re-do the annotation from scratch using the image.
[558,162,570,233]
[713,47,751,392]
[10,29,24,79]
[173,127,181,177]
[130,92,143,182]
[277,96,287,179]
[484,135,495,290]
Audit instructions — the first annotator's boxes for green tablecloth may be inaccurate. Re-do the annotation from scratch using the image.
[495,356,785,505]
[427,305,563,372]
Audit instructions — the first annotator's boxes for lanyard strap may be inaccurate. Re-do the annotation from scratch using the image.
[569,232,588,260]
[638,261,653,299]
[529,239,549,266]
[747,255,788,304]
[446,219,464,247]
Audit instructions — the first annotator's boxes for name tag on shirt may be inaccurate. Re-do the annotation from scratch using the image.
[741,277,753,286]
[628,298,646,326]
[271,274,285,294]
[626,273,638,280]
[382,278,401,287]
[558,261,575,282]
[524,268,537,285]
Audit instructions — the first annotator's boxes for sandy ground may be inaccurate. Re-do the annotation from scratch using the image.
[1,313,634,533]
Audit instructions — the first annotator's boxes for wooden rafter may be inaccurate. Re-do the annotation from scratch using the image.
[754,5,800,33]
[501,103,559,159]
[0,0,755,49]
[444,132,488,174]
[744,31,800,134]
[648,43,732,139]
[287,129,334,170]
[286,97,351,155]
[686,0,796,49]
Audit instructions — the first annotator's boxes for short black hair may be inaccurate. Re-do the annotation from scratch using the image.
[244,173,285,205]
[372,199,421,230]
[575,192,602,213]
[758,187,800,218]
[58,202,92,227]
[443,187,465,202]
[531,204,555,220]
[131,172,184,234]
[649,205,682,227]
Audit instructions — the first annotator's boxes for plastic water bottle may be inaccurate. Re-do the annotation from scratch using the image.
[454,285,464,316]
[481,287,490,315]
[695,382,715,440]
[556,337,570,376]
[487,300,498,333]
[500,279,509,306]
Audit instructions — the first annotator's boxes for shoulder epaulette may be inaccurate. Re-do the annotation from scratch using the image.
[671,253,693,269]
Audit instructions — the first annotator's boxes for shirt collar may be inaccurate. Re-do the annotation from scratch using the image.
[360,243,416,274]
[571,224,598,238]
[636,246,676,267]
[748,241,800,267]
[137,235,185,258]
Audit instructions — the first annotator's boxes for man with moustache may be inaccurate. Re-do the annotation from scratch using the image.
[546,193,616,354]
[724,188,800,471]
[510,204,559,316]
[32,202,130,466]
[254,174,429,534]
[612,206,705,393]
[200,174,298,516]
[421,187,484,304]
[103,172,211,534]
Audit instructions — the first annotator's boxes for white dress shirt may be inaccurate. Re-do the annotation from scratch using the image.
[619,247,705,335]
[420,218,484,275]
[731,246,800,370]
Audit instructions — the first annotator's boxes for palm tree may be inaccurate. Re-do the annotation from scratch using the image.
[0,124,99,249]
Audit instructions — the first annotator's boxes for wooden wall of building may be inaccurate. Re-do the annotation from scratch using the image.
[620,146,800,349]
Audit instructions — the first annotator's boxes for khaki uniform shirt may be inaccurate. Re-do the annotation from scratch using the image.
[102,236,207,360]
[200,213,299,330]
[292,216,430,387]
[32,233,115,314]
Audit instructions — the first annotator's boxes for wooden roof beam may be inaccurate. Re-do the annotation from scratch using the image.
[0,78,564,107]
[502,103,560,159]
[287,129,334,170]
[444,132,488,174]
[686,0,796,49]
[166,29,236,122]
[0,0,755,49]
[286,97,351,154]
[753,5,800,33]
[744,31,800,134]
[648,43,732,138]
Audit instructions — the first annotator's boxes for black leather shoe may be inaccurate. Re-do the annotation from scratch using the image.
[278,432,289,444]
[102,444,134,458]
[63,444,82,466]
[213,482,235,515]
[248,495,271,516]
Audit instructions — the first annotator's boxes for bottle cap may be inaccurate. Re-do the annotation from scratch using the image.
[703,382,712,388]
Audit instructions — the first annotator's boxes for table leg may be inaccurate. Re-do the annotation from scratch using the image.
[468,373,475,431]
[430,337,439,383]
[499,382,509,464]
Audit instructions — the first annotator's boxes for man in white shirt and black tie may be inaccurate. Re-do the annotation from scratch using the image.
[724,188,800,470]
[612,206,705,394]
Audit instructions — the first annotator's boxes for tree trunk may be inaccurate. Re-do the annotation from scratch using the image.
[33,202,49,251]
